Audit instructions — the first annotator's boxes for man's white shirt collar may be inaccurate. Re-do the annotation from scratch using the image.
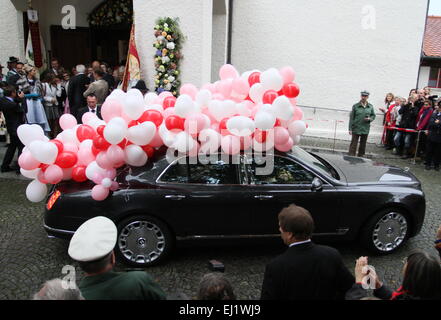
[289,239,312,247]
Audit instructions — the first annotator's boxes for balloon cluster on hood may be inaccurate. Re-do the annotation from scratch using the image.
[18,64,307,202]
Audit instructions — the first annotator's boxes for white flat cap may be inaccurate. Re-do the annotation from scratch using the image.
[68,216,117,262]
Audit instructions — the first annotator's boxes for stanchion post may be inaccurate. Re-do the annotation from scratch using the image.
[411,130,421,165]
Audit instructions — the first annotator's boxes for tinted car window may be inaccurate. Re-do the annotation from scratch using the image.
[250,156,315,185]
[160,158,238,185]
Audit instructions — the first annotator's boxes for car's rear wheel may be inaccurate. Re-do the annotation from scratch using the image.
[360,209,410,254]
[116,215,174,267]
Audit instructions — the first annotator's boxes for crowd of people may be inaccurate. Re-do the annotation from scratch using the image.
[30,204,441,300]
[379,89,441,170]
[0,56,148,173]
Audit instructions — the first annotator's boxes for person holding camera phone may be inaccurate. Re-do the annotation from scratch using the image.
[348,91,376,157]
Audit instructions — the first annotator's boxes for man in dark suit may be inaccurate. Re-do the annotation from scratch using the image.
[260,204,354,300]
[77,94,102,124]
[68,64,91,118]
[0,86,26,173]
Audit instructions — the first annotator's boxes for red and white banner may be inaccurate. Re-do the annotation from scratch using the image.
[122,24,141,92]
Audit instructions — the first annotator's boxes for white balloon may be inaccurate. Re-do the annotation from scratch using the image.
[86,161,106,181]
[254,111,276,130]
[124,145,148,167]
[207,100,224,122]
[104,124,125,145]
[261,68,283,91]
[29,140,58,164]
[101,178,112,188]
[107,90,126,104]
[20,168,41,180]
[173,131,196,153]
[127,122,156,146]
[144,104,164,113]
[108,117,128,130]
[89,119,107,130]
[26,180,48,203]
[144,92,158,106]
[175,94,199,118]
[123,94,145,120]
[127,88,144,99]
[196,89,212,107]
[249,83,265,104]
[199,129,221,154]
[17,124,45,146]
[58,128,80,145]
[288,120,307,137]
[293,135,301,145]
[272,96,294,120]
[236,102,252,117]
[226,116,256,137]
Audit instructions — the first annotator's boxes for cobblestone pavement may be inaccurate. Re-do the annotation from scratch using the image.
[0,139,440,300]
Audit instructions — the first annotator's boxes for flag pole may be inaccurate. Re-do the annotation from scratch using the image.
[121,23,134,92]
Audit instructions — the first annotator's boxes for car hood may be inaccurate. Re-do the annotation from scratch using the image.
[317,153,420,185]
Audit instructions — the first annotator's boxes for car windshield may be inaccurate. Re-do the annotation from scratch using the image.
[289,146,337,179]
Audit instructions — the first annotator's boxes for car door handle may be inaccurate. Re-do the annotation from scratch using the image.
[165,195,186,200]
[254,195,274,200]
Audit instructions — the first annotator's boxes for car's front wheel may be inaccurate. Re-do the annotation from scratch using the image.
[115,215,174,267]
[360,209,410,254]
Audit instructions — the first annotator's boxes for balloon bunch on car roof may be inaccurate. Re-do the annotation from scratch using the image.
[18,64,307,202]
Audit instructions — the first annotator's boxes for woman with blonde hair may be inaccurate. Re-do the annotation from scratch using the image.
[380,93,395,149]
[22,65,50,134]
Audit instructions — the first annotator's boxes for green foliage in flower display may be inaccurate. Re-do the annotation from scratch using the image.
[153,17,184,96]
[88,0,133,27]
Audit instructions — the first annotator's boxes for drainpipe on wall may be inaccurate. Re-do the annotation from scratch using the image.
[226,0,233,64]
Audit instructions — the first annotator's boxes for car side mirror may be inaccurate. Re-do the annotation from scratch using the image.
[311,177,323,192]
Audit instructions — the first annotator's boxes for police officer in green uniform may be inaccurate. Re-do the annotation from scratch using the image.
[348,91,376,157]
[68,216,167,300]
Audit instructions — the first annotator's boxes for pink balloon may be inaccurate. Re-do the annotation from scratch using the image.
[180,84,198,100]
[91,185,110,201]
[153,97,164,105]
[280,66,296,84]
[92,172,104,185]
[62,168,73,181]
[19,151,40,170]
[120,111,133,124]
[216,80,233,98]
[201,83,216,94]
[219,64,239,80]
[110,181,119,191]
[149,130,164,148]
[63,143,79,154]
[293,107,303,121]
[101,99,123,123]
[221,135,241,155]
[274,127,290,145]
[77,146,95,166]
[82,112,97,125]
[162,107,175,119]
[275,137,294,152]
[104,169,117,180]
[232,78,250,96]
[212,93,225,100]
[184,114,206,135]
[45,165,63,184]
[106,145,125,166]
[96,152,114,170]
[159,91,173,99]
[59,114,77,130]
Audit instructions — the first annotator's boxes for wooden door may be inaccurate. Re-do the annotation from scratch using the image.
[50,26,92,71]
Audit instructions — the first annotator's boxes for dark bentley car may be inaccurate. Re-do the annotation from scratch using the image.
[44,146,425,267]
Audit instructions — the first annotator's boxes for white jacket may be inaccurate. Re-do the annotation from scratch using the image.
[42,82,62,106]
